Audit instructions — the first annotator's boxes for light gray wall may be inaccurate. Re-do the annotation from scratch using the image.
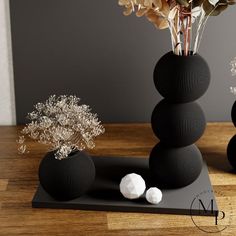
[10,0,236,124]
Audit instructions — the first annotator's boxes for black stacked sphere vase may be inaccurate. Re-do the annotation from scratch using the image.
[149,52,210,188]
[227,101,236,169]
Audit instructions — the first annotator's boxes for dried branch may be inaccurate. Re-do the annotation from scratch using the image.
[118,0,234,55]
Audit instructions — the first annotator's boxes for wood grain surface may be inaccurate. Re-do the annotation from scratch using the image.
[0,123,236,236]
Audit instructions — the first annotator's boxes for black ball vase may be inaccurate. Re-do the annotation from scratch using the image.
[39,151,95,201]
[154,52,210,103]
[227,135,236,169]
[151,99,206,147]
[149,143,203,188]
[150,51,210,188]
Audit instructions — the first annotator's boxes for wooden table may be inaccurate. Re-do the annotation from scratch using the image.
[0,123,236,236]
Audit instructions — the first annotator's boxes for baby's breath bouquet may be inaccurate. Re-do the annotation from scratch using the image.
[17,95,105,160]
[118,0,235,56]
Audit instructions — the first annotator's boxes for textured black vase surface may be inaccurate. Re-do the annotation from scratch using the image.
[227,134,236,169]
[227,101,236,169]
[150,52,210,188]
[154,51,210,103]
[39,150,95,201]
[151,100,206,147]
[149,143,203,188]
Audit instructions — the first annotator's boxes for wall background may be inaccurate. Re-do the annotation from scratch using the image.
[6,0,236,124]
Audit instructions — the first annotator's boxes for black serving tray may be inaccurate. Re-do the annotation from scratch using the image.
[32,156,218,216]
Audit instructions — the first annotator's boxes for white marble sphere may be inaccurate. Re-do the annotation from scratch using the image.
[120,173,146,199]
[145,187,162,204]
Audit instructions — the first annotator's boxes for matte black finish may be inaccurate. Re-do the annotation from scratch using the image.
[39,151,95,201]
[231,100,236,127]
[150,52,209,188]
[149,143,203,188]
[227,134,236,169]
[151,99,206,147]
[33,156,218,216]
[227,100,236,169]
[154,52,210,103]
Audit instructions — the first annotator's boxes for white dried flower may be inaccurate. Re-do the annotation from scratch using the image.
[17,135,25,144]
[18,144,27,154]
[18,95,105,160]
[17,136,28,154]
[55,145,73,160]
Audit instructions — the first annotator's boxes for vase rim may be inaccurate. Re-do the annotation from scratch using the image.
[170,51,198,57]
[46,149,85,160]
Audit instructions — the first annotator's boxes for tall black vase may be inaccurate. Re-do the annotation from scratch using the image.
[149,52,210,188]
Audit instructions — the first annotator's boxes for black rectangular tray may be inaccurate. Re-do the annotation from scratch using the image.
[32,156,218,216]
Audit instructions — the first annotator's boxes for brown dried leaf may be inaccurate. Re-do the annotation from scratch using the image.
[136,7,149,16]
[123,7,133,15]
[153,0,163,9]
[160,0,170,16]
[146,10,168,29]
[118,0,130,6]
[154,17,169,29]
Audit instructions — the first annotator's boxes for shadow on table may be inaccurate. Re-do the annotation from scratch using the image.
[200,147,235,174]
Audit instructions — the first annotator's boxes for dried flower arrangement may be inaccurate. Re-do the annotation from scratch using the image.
[17,95,105,160]
[118,0,235,56]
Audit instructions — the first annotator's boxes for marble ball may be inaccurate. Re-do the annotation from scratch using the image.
[146,187,162,204]
[119,173,146,199]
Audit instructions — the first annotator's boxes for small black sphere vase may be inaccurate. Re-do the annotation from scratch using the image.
[39,150,95,201]
[149,51,210,188]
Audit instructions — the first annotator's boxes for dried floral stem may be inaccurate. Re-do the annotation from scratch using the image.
[184,16,188,56]
[195,3,223,53]
[193,2,222,54]
[169,7,182,55]
[118,0,234,56]
[193,8,205,54]
[175,8,182,55]
[169,18,178,55]
[169,23,175,53]
[177,9,182,55]
[195,13,208,53]
[187,15,192,54]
